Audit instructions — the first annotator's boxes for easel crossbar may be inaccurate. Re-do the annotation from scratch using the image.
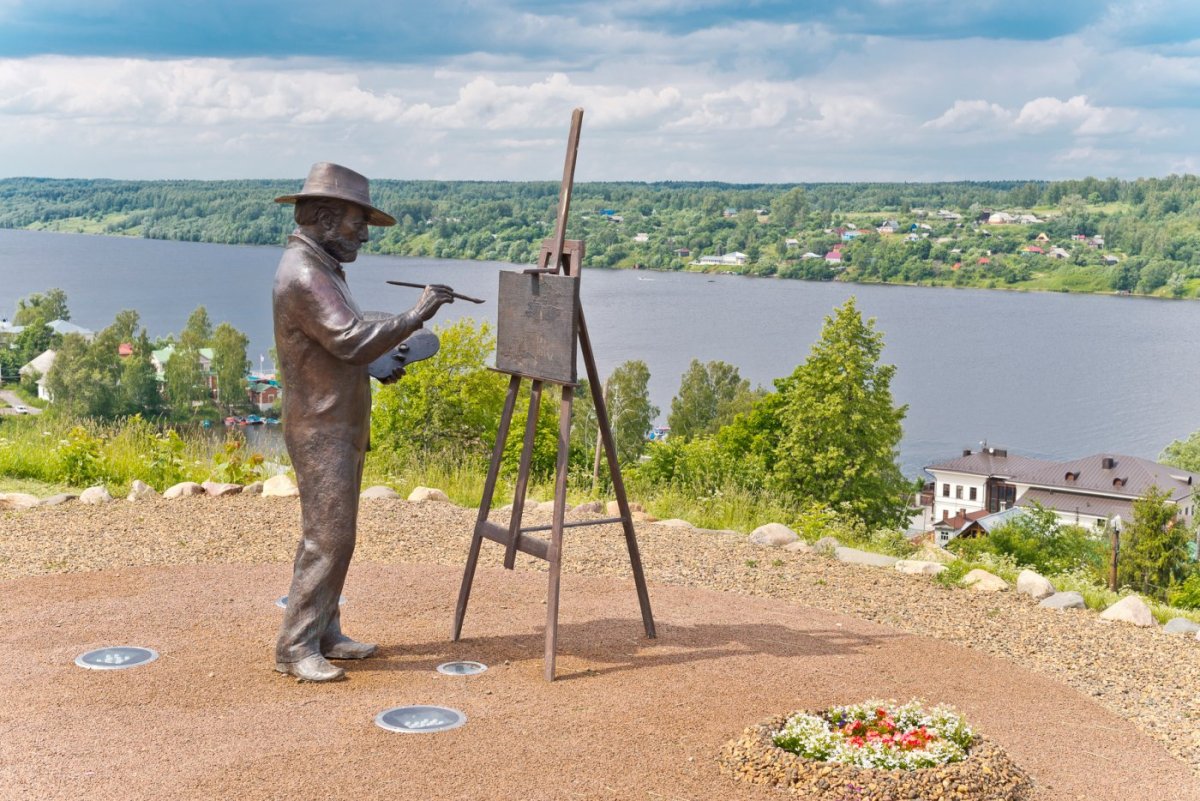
[479,520,549,560]
[521,516,624,533]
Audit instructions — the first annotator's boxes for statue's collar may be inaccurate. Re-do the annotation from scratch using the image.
[288,230,345,278]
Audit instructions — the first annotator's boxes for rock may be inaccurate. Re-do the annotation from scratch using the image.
[534,500,558,513]
[748,523,798,548]
[126,480,159,502]
[895,559,948,576]
[79,486,113,505]
[961,569,1009,592]
[1016,569,1056,601]
[573,500,604,514]
[163,481,205,499]
[1099,595,1156,627]
[915,544,958,564]
[812,536,841,555]
[834,546,899,568]
[1163,617,1200,635]
[653,518,695,530]
[631,511,657,523]
[261,474,299,498]
[202,481,243,497]
[407,486,450,503]
[242,481,264,496]
[1039,591,1087,610]
[0,492,42,510]
[39,493,77,507]
[607,500,644,515]
[361,485,401,500]
[783,540,813,554]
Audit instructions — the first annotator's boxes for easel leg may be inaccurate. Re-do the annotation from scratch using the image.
[453,375,521,641]
[579,310,657,639]
[504,380,543,569]
[544,386,573,681]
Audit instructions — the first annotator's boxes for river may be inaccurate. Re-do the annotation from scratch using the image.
[2,228,1197,475]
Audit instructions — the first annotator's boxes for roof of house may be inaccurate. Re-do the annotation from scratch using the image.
[928,449,1200,502]
[20,349,57,377]
[1016,488,1134,521]
[47,319,93,337]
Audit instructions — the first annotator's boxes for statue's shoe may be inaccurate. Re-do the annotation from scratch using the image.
[322,636,378,660]
[275,654,346,682]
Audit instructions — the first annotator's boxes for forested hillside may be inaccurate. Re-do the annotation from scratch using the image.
[3,175,1200,298]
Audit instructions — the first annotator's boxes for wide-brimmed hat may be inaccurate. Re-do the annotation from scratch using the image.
[275,162,396,226]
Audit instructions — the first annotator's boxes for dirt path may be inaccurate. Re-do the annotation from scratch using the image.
[3,562,1197,801]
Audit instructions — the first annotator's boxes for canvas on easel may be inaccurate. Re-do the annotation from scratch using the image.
[452,109,656,681]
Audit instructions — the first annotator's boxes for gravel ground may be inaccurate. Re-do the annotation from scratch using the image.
[2,495,1200,791]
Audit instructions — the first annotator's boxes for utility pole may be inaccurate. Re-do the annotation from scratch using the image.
[1108,515,1123,591]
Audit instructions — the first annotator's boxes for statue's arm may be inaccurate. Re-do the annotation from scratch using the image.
[289,273,423,366]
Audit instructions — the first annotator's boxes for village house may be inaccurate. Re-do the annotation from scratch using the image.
[633,232,649,243]
[18,349,57,401]
[696,252,748,267]
[923,445,1200,545]
[151,345,218,395]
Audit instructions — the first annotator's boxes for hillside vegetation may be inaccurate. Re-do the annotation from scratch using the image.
[3,175,1200,298]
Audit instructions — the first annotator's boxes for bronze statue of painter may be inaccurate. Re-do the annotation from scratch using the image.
[272,162,454,682]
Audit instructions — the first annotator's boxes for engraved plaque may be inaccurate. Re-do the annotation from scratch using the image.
[495,271,580,385]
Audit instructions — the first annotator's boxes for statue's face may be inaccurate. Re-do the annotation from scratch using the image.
[320,203,370,263]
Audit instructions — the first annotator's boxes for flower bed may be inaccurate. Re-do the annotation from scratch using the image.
[719,702,1032,801]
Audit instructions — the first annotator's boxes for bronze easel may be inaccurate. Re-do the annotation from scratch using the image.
[451,109,656,681]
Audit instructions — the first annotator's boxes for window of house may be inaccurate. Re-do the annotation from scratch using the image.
[942,483,950,497]
[955,485,963,499]
[969,487,977,501]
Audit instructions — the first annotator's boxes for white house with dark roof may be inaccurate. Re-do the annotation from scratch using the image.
[924,445,1199,539]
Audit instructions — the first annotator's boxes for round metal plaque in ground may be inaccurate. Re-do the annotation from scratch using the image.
[436,660,487,676]
[74,646,159,671]
[276,595,345,609]
[375,705,467,734]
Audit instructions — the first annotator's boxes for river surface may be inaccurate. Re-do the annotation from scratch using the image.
[2,228,1197,475]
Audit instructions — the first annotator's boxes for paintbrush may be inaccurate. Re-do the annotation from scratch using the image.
[385,280,486,304]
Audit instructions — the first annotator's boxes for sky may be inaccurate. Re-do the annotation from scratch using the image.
[0,0,1198,182]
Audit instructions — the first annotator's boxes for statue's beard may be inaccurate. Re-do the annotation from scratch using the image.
[322,232,362,264]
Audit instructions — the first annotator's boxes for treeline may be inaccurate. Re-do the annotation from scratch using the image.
[3,174,1200,297]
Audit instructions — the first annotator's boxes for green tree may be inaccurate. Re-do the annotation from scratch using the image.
[1160,429,1200,473]
[180,306,213,350]
[211,322,250,413]
[1119,487,1191,599]
[120,331,162,416]
[604,360,658,466]
[771,297,909,528]
[163,345,208,418]
[14,288,70,326]
[667,359,755,441]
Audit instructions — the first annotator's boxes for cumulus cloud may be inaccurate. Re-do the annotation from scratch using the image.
[923,100,1012,131]
[1013,94,1139,135]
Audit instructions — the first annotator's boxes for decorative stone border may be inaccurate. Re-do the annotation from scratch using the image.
[718,713,1033,800]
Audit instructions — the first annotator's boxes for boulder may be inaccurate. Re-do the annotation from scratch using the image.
[834,547,899,568]
[783,540,813,554]
[631,511,658,523]
[748,523,799,548]
[653,518,695,530]
[407,486,450,503]
[202,481,243,497]
[0,492,42,510]
[361,485,401,500]
[961,569,1009,592]
[126,480,159,502]
[79,486,113,505]
[262,474,299,498]
[915,544,958,564]
[812,536,841,555]
[607,500,644,515]
[163,482,205,499]
[1016,569,1056,601]
[243,481,264,496]
[573,500,604,514]
[1163,617,1200,635]
[895,559,948,576]
[1099,595,1156,627]
[39,493,77,507]
[1039,591,1086,610]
